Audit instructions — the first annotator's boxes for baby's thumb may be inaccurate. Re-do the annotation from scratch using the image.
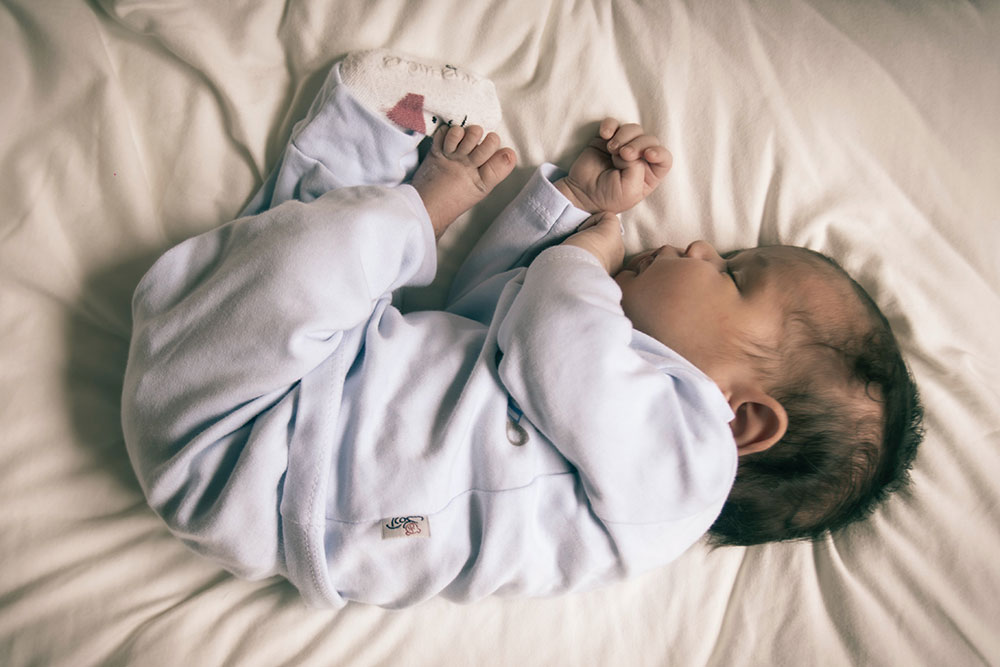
[579,211,624,235]
[567,212,625,274]
[576,211,618,232]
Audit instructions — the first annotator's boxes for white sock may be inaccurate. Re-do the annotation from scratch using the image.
[339,49,502,136]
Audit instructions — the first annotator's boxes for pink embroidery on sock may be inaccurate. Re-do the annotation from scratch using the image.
[386,93,426,134]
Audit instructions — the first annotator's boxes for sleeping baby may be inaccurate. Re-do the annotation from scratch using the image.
[121,49,923,608]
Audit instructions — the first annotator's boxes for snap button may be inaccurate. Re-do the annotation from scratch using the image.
[506,419,529,446]
[505,394,529,446]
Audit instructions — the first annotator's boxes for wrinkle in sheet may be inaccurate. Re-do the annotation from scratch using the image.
[753,136,783,247]
[814,535,904,664]
[797,1,1000,286]
[100,1,282,183]
[824,503,997,665]
[735,3,829,191]
[91,7,157,205]
[2,6,169,333]
[705,547,766,664]
[3,1,1000,664]
[101,571,237,666]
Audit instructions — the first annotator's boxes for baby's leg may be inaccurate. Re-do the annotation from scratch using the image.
[411,124,516,239]
[243,49,502,216]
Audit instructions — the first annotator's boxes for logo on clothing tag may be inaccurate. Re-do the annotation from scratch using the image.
[382,516,430,539]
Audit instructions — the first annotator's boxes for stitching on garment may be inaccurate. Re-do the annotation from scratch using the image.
[316,469,577,526]
[285,467,728,530]
[300,352,342,600]
[511,199,578,267]
[534,247,605,268]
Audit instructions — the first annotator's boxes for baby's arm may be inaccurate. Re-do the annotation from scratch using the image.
[446,165,591,310]
[561,211,625,274]
[447,120,668,309]
[495,245,737,526]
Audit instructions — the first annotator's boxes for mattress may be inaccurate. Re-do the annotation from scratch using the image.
[2,1,998,664]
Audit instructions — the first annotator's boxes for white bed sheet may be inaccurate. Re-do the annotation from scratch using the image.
[2,1,998,665]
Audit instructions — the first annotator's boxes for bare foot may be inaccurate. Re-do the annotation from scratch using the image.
[411,124,516,238]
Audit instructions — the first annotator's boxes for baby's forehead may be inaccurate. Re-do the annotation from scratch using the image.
[726,245,815,286]
[737,244,821,268]
[734,245,834,280]
[746,245,863,322]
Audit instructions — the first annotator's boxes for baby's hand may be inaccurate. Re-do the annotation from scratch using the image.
[561,212,625,275]
[554,118,672,214]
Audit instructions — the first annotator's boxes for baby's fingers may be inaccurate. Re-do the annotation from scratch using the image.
[617,134,662,162]
[645,145,673,180]
[617,135,673,184]
[598,117,620,140]
[564,211,626,273]
[606,123,644,153]
[578,211,624,235]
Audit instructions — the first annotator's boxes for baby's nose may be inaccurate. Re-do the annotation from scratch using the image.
[683,240,721,261]
[658,244,683,258]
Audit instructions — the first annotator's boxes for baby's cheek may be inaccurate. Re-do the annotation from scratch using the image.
[612,272,632,293]
[619,291,661,338]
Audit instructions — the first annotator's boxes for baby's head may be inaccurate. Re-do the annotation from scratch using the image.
[614,241,923,545]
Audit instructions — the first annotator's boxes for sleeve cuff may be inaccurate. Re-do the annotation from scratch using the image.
[535,163,592,233]
[501,165,591,242]
[532,244,608,272]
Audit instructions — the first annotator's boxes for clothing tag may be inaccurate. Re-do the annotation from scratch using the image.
[381,516,430,539]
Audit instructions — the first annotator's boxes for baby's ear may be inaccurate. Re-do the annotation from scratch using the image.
[729,392,788,456]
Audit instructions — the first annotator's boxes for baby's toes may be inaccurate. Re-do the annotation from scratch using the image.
[456,125,484,155]
[468,131,501,166]
[477,147,516,191]
[442,125,466,154]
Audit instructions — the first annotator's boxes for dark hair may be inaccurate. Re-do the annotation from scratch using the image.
[708,250,924,546]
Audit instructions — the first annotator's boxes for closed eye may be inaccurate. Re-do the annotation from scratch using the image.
[725,262,739,290]
[721,249,743,291]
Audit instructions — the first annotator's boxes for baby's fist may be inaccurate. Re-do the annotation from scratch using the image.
[562,212,625,275]
[554,118,672,214]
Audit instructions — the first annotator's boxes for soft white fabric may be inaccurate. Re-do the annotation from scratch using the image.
[122,66,736,608]
[2,1,998,664]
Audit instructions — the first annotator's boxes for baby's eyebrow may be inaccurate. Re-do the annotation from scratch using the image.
[722,249,771,291]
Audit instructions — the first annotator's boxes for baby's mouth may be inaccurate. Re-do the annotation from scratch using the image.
[624,249,658,274]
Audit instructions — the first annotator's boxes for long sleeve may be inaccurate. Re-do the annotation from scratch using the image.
[446,164,590,313]
[496,245,738,527]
